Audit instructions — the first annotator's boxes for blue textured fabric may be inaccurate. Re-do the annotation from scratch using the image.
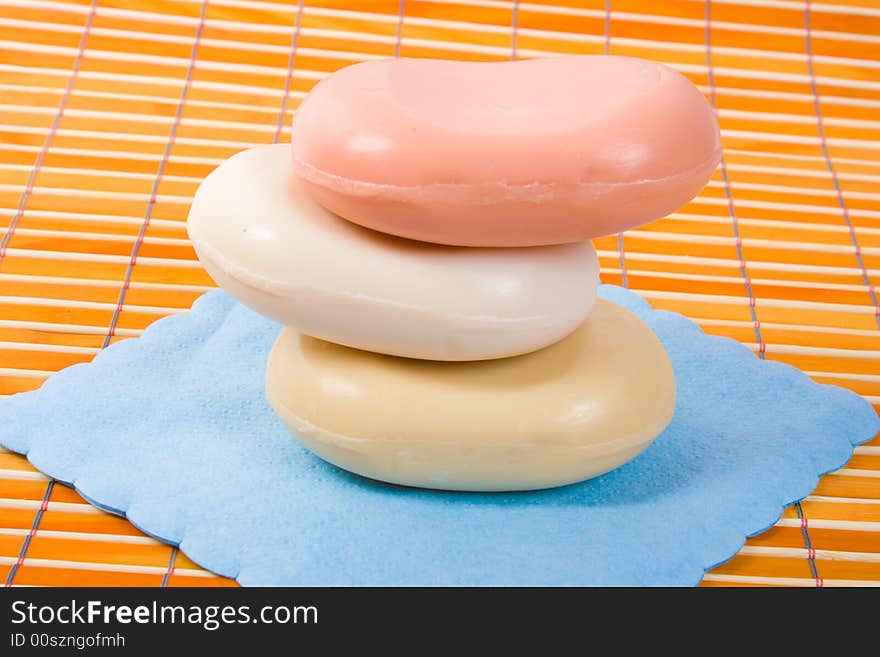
[1,286,876,586]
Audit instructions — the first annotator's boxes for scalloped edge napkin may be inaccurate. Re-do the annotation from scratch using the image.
[1,286,876,585]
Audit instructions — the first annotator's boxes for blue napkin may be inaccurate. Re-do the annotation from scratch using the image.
[2,286,876,586]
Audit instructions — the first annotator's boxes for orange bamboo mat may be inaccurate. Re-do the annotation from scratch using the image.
[0,0,878,588]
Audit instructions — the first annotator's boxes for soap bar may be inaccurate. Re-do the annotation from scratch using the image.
[292,55,721,247]
[266,299,676,492]
[187,145,600,361]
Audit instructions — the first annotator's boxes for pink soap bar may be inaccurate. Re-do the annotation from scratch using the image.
[291,56,721,247]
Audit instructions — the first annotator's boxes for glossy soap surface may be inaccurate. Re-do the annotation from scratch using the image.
[292,56,721,246]
[187,145,600,361]
[266,299,676,492]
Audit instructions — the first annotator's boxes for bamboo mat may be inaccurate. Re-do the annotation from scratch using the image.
[0,0,878,588]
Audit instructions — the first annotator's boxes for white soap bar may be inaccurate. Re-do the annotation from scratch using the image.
[187,145,600,361]
[266,299,676,491]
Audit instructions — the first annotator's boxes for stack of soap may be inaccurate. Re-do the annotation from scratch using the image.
[187,56,721,491]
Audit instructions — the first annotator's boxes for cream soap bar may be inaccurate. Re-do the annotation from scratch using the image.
[266,299,676,491]
[292,55,721,247]
[187,145,600,361]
